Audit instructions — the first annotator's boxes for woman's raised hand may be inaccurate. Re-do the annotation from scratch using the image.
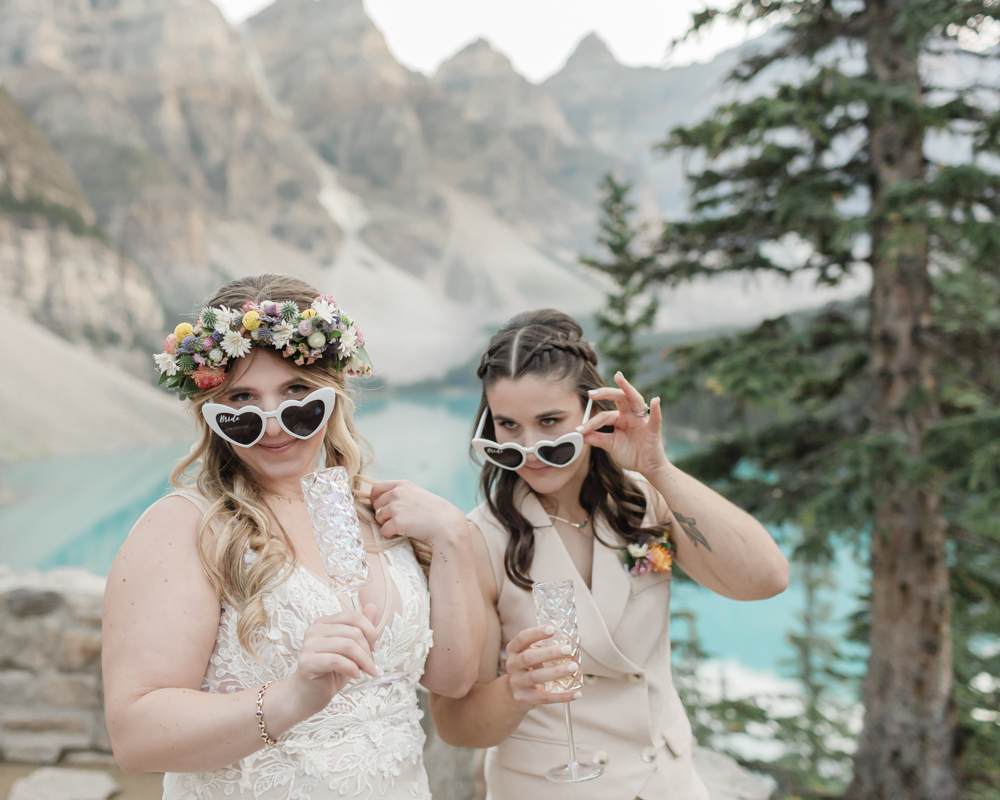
[504,625,582,710]
[578,371,669,478]
[290,605,380,715]
[370,480,469,548]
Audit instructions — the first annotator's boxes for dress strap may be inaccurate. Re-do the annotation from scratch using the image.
[164,487,212,515]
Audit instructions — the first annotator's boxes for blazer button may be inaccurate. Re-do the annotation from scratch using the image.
[626,673,643,684]
[641,746,657,763]
[583,674,600,686]
[593,750,609,765]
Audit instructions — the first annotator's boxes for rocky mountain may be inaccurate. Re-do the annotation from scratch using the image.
[0,86,189,459]
[0,0,870,388]
[0,0,340,314]
[0,86,164,366]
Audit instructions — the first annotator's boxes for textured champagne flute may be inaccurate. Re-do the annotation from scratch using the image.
[532,580,604,783]
[301,466,405,692]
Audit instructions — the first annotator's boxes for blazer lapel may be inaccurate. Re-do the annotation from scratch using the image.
[519,489,640,675]
[590,515,631,639]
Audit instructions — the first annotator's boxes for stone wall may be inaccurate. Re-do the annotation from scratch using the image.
[0,568,108,764]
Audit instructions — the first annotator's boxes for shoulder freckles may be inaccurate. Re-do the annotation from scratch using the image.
[127,495,205,549]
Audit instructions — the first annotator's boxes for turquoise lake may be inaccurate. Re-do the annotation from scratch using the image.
[0,388,866,678]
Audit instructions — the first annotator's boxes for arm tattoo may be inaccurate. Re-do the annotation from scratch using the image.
[674,512,712,551]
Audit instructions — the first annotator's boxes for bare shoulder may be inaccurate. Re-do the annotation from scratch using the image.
[103,494,221,696]
[105,493,216,621]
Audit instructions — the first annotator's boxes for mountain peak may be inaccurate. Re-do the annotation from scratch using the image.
[437,37,518,81]
[567,32,618,68]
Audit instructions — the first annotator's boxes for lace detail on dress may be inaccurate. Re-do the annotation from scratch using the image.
[163,541,433,800]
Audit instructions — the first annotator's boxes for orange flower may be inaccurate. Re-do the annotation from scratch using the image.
[191,366,226,390]
[648,545,673,573]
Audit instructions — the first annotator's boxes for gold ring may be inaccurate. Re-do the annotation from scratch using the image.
[375,506,383,518]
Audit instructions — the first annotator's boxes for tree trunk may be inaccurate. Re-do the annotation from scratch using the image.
[848,3,958,798]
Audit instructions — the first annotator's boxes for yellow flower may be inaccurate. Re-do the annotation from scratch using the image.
[648,546,673,573]
[174,322,194,340]
[301,308,318,319]
[242,310,262,331]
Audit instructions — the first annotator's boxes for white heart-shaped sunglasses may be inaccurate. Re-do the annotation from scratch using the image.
[202,387,336,448]
[472,398,593,470]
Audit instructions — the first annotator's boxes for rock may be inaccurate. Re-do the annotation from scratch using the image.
[39,674,101,710]
[693,746,774,800]
[57,630,103,673]
[5,590,63,618]
[8,767,120,800]
[1,731,92,764]
[0,671,38,705]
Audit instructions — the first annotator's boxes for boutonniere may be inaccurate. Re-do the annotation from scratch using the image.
[623,534,676,576]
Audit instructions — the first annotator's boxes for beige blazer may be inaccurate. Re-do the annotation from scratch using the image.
[469,477,710,800]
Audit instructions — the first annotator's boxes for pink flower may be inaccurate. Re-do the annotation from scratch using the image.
[355,326,365,346]
[262,302,278,317]
[297,320,313,336]
[294,357,305,366]
[241,302,257,313]
[200,337,214,351]
[191,366,226,390]
[193,354,206,366]
[163,334,178,355]
[316,294,337,305]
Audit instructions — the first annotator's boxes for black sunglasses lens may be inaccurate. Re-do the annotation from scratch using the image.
[281,399,326,437]
[483,446,523,469]
[538,442,577,466]
[215,411,263,445]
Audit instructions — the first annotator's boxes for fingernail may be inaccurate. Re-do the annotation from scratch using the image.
[544,626,556,635]
[575,426,584,432]
[375,666,384,676]
[573,691,582,700]
[560,644,573,655]
[565,662,578,674]
[587,389,598,395]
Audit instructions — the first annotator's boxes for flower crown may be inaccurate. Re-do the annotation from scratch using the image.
[154,295,372,399]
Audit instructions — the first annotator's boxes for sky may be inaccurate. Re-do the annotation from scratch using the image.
[210,0,760,84]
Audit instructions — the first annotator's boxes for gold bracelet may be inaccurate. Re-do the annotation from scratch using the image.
[256,681,278,748]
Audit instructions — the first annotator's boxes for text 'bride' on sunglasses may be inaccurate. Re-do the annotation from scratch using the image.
[472,398,594,471]
[202,386,336,448]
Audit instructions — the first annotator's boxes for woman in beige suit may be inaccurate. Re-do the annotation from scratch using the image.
[428,309,789,799]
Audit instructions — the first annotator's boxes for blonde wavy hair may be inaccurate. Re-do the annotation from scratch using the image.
[169,274,429,653]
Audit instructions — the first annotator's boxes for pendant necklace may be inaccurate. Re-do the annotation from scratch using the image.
[548,514,590,529]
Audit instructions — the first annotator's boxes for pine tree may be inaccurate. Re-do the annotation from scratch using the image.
[641,3,1000,798]
[581,173,658,383]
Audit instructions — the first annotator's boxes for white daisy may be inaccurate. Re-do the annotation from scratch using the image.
[222,330,252,358]
[213,306,234,334]
[339,326,359,357]
[153,352,178,376]
[271,322,295,349]
[311,298,336,324]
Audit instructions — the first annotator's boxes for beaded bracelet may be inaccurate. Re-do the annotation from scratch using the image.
[256,681,278,748]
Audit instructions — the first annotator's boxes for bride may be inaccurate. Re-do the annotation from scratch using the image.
[102,274,483,799]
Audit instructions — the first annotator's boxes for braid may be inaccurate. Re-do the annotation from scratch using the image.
[515,334,597,376]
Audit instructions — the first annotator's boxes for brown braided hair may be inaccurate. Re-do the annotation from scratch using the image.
[474,309,669,590]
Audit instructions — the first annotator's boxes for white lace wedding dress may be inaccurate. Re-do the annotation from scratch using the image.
[162,491,434,800]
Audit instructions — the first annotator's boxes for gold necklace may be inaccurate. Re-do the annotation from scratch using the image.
[548,514,590,529]
[265,493,304,503]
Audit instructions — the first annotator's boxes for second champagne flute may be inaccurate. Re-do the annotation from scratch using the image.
[301,466,405,693]
[532,579,604,783]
